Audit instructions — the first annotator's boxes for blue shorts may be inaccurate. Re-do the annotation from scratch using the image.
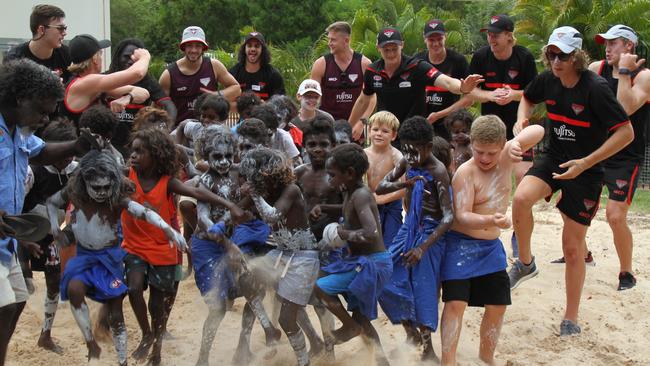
[317,269,358,295]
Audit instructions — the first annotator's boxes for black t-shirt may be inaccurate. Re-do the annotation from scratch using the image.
[363,55,441,124]
[524,70,630,174]
[597,60,649,164]
[229,63,285,100]
[414,48,469,139]
[469,45,537,138]
[5,42,72,84]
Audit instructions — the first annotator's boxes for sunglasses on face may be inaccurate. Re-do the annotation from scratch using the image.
[546,50,572,62]
[45,24,67,32]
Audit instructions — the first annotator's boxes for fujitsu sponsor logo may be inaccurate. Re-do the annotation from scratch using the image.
[336,92,353,101]
[116,110,135,121]
[553,124,576,141]
[426,94,443,103]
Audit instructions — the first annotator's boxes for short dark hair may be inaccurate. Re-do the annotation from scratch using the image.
[30,4,65,36]
[41,118,77,142]
[399,116,433,143]
[0,59,63,108]
[197,94,229,121]
[267,95,298,124]
[431,136,452,169]
[236,91,262,118]
[250,104,279,130]
[237,118,269,145]
[333,119,352,139]
[302,116,335,144]
[329,143,369,178]
[78,105,118,139]
[443,109,473,133]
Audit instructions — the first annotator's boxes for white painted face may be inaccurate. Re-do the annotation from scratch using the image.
[85,176,113,203]
[402,143,421,166]
[208,143,234,175]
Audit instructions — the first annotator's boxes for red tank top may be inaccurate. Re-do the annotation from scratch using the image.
[121,168,178,265]
[320,52,364,120]
[168,57,218,124]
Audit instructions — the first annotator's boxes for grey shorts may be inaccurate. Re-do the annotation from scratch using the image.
[0,253,29,307]
[263,249,319,306]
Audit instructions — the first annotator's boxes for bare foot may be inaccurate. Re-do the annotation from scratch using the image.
[308,338,324,358]
[37,332,64,354]
[332,323,362,345]
[264,326,282,346]
[421,345,440,363]
[131,333,154,360]
[196,351,209,366]
[232,344,253,366]
[147,353,161,366]
[86,340,101,361]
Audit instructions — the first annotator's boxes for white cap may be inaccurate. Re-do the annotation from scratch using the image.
[547,26,583,54]
[180,26,208,50]
[595,24,638,45]
[298,79,322,96]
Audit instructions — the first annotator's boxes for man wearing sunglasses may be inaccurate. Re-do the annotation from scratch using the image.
[586,25,649,291]
[509,26,634,336]
[5,5,71,84]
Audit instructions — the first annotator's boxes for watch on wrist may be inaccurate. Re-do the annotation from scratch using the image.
[618,68,631,75]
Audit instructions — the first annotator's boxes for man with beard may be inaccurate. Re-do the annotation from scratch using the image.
[159,26,241,125]
[311,21,376,121]
[5,4,71,84]
[229,32,285,101]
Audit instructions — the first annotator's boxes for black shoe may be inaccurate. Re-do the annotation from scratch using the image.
[617,272,636,291]
[550,251,595,266]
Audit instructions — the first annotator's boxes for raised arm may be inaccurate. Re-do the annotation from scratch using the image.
[617,54,650,115]
[504,124,545,163]
[434,73,484,95]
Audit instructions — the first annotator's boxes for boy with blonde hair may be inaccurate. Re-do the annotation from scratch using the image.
[440,115,544,365]
[364,111,404,246]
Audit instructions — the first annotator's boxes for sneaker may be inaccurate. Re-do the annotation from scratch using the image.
[508,257,539,290]
[550,251,595,266]
[511,232,519,258]
[617,272,636,291]
[559,320,581,336]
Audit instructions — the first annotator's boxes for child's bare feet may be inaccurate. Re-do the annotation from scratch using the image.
[37,331,64,354]
[232,344,253,365]
[265,326,282,346]
[131,333,154,360]
[332,323,362,344]
[86,340,101,361]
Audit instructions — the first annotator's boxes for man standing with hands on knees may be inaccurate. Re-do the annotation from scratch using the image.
[508,27,633,336]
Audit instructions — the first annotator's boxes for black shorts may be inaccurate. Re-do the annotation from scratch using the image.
[604,161,641,204]
[124,253,180,293]
[526,156,603,226]
[442,270,511,307]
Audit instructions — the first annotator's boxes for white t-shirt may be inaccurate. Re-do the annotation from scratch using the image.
[272,128,300,159]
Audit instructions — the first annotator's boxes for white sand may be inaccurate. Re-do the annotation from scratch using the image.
[7,201,650,365]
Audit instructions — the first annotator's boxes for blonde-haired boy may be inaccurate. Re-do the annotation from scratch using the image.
[364,111,404,246]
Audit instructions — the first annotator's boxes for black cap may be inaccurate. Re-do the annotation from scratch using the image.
[480,14,514,33]
[70,34,111,64]
[423,19,445,37]
[245,31,265,45]
[377,27,403,47]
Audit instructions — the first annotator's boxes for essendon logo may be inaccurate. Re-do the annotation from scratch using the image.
[583,199,596,211]
[490,16,500,24]
[546,99,556,105]
[250,32,259,36]
[508,69,519,79]
[110,279,123,289]
[383,30,395,37]
[191,29,197,35]
[426,67,438,78]
[429,21,440,29]
[401,72,410,80]
[373,75,382,81]
[486,72,496,77]
[348,74,358,82]
[616,179,628,188]
[571,103,584,115]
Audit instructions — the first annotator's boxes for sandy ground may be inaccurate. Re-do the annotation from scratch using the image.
[6,201,650,366]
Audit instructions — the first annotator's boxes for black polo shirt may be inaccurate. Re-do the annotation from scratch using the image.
[524,70,630,174]
[470,45,537,138]
[5,42,72,84]
[363,54,441,123]
[229,63,285,100]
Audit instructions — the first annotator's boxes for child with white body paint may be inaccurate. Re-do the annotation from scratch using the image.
[45,150,187,366]
[439,115,544,365]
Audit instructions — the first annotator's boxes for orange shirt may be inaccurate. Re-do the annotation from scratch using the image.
[121,168,178,265]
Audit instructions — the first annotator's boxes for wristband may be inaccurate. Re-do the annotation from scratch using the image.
[618,68,631,76]
[125,92,134,103]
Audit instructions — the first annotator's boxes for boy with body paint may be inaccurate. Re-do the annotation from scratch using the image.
[45,150,186,366]
[189,125,280,366]
[236,118,271,157]
[443,109,473,174]
[294,116,342,360]
[364,111,405,248]
[239,147,320,366]
[376,115,453,361]
[123,128,246,365]
[314,143,393,366]
[440,115,544,365]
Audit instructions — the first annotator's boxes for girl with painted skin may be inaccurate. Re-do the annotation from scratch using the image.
[190,125,281,366]
[122,128,245,365]
[45,150,186,366]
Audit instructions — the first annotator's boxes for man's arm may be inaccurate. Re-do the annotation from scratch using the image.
[159,69,171,96]
[359,56,377,119]
[158,99,178,123]
[427,96,474,124]
[211,59,241,102]
[349,92,372,141]
[434,73,484,95]
[617,54,650,115]
[512,96,536,135]
[310,56,325,82]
